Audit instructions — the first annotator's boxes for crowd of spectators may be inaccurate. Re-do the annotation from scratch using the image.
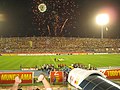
[0,37,120,53]
[21,63,97,74]
[70,63,97,70]
[40,64,55,75]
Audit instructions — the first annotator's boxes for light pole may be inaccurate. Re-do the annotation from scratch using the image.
[101,25,104,39]
[96,14,109,39]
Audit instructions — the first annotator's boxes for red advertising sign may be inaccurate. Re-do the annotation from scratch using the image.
[50,71,64,83]
[104,69,120,79]
[0,72,33,84]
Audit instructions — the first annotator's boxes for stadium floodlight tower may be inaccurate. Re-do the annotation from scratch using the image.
[96,14,109,39]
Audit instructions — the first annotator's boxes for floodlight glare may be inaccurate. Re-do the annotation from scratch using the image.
[96,13,109,39]
[0,14,5,22]
[96,14,109,25]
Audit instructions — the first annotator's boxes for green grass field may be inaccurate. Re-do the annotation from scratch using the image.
[0,54,120,70]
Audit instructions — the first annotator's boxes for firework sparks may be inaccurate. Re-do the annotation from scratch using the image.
[31,0,80,36]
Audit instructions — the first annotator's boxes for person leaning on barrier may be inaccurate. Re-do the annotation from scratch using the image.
[11,74,52,90]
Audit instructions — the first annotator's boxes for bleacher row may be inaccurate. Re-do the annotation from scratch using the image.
[0,37,120,53]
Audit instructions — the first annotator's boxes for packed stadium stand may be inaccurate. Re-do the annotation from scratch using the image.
[0,37,120,53]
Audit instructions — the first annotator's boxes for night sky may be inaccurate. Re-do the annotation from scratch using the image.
[0,0,120,38]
